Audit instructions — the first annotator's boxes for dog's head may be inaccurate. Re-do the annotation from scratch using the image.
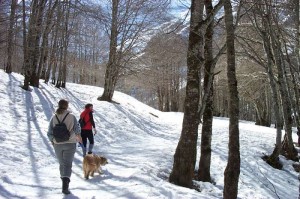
[94,154,108,166]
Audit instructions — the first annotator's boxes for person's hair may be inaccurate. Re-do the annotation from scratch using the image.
[85,103,93,109]
[56,99,69,114]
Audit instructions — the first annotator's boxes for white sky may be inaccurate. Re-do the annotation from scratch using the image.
[0,69,299,199]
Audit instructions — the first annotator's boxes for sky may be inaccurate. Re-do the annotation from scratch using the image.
[0,69,299,199]
[170,0,190,19]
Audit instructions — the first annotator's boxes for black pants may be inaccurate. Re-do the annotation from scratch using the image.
[81,129,94,148]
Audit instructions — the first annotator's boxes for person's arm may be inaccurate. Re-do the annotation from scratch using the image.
[47,117,54,144]
[73,115,82,143]
[89,112,95,128]
[72,115,81,134]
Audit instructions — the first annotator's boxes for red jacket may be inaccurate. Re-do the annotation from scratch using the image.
[80,109,95,130]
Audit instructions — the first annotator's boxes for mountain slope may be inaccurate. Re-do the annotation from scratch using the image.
[0,69,298,199]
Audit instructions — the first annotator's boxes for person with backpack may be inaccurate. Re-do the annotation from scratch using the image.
[79,103,97,157]
[47,99,82,195]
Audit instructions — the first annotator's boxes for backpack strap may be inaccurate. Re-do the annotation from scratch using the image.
[61,113,70,123]
[55,113,69,124]
[55,114,61,124]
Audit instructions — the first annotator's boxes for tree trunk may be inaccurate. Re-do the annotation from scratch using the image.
[268,18,297,160]
[198,77,214,182]
[197,0,214,183]
[283,41,300,138]
[61,0,70,88]
[289,65,300,134]
[99,0,119,102]
[56,38,64,88]
[38,0,58,80]
[254,96,271,127]
[21,0,27,75]
[223,0,240,198]
[169,0,203,188]
[45,20,59,84]
[264,33,283,168]
[296,0,300,73]
[29,0,47,87]
[250,3,284,169]
[170,63,180,112]
[22,0,47,90]
[5,0,17,74]
[164,82,170,112]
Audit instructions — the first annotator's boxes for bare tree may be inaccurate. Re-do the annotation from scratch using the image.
[22,0,47,90]
[5,0,17,74]
[223,0,240,198]
[46,13,59,84]
[99,0,119,102]
[233,0,299,166]
[169,0,223,188]
[141,29,187,111]
[0,1,10,69]
[287,0,300,138]
[21,0,27,74]
[55,0,71,88]
[262,0,297,161]
[99,0,170,102]
[38,0,58,81]
[169,0,204,188]
[197,0,215,182]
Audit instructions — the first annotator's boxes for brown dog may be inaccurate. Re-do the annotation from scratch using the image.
[83,154,108,179]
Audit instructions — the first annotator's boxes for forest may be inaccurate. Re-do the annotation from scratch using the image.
[1,0,300,198]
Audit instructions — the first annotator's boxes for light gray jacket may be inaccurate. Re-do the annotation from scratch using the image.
[47,110,81,144]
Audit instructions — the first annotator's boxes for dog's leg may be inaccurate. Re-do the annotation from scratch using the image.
[85,170,90,179]
[83,166,87,179]
[98,166,103,174]
[91,170,95,177]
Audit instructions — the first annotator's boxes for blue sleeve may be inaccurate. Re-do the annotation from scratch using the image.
[47,117,54,141]
[73,115,81,135]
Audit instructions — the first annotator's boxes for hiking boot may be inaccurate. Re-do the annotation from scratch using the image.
[61,177,70,194]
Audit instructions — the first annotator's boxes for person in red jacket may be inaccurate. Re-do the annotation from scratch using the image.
[79,103,96,157]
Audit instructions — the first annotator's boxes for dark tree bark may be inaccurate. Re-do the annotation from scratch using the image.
[197,0,224,182]
[223,0,240,198]
[38,0,58,80]
[254,94,271,127]
[265,7,297,160]
[170,63,180,112]
[60,0,70,88]
[5,0,17,74]
[241,3,284,168]
[261,23,283,167]
[285,50,300,135]
[51,0,70,88]
[29,0,47,87]
[169,0,204,188]
[296,0,300,73]
[22,0,47,90]
[99,0,119,102]
[46,19,59,84]
[197,0,214,183]
[21,0,27,75]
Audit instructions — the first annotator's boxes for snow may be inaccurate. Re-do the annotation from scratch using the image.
[0,69,299,199]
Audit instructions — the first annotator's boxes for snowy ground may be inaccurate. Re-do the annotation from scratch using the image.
[0,69,299,199]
